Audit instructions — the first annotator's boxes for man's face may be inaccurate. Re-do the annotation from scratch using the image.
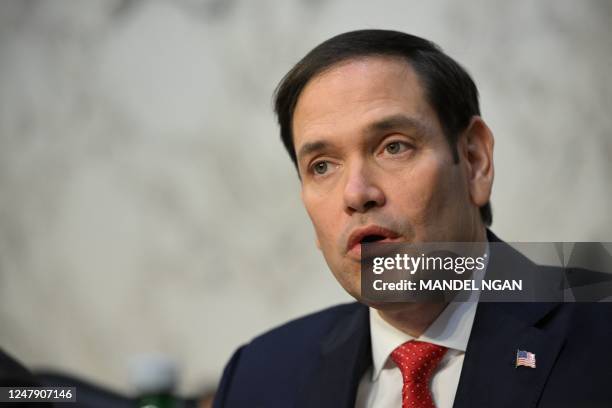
[292,56,487,301]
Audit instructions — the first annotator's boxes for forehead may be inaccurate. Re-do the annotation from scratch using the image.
[292,56,436,146]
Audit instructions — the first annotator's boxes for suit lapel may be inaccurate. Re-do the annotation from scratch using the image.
[453,301,569,408]
[295,304,371,408]
[454,232,571,408]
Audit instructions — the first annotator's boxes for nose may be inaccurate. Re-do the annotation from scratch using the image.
[343,162,385,214]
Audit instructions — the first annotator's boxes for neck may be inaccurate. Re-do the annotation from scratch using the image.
[376,302,447,337]
[374,225,489,337]
[371,224,487,337]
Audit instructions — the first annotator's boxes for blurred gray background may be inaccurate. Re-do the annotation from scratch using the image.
[0,0,610,396]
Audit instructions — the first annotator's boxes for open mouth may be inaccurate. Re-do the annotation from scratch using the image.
[346,225,401,257]
[360,234,387,244]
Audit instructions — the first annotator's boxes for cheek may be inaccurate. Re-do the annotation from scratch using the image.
[388,155,462,225]
[303,192,341,248]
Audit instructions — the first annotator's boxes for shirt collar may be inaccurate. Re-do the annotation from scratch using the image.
[369,300,478,380]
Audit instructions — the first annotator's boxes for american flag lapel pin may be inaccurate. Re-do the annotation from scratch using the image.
[516,349,536,368]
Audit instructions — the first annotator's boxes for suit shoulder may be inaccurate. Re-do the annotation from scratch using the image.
[248,301,365,350]
[232,302,366,370]
[568,302,612,332]
[214,303,367,406]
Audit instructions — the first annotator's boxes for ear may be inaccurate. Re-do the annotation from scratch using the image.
[460,116,494,208]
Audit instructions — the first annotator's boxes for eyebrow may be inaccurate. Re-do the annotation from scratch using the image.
[365,114,430,136]
[297,140,329,163]
[296,114,430,163]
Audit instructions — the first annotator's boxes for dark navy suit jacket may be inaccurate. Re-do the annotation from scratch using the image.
[213,235,612,408]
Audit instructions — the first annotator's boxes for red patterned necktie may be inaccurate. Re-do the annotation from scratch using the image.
[390,340,448,408]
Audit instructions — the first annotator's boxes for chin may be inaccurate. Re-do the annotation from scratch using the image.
[335,275,362,302]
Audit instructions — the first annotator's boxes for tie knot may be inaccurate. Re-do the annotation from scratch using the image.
[391,340,447,384]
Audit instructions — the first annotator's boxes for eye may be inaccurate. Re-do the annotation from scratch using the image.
[385,141,408,155]
[312,161,329,175]
[307,159,339,178]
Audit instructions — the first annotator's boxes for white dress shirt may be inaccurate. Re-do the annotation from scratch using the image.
[355,256,487,408]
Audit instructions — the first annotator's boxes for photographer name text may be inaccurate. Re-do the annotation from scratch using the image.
[372,279,522,291]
